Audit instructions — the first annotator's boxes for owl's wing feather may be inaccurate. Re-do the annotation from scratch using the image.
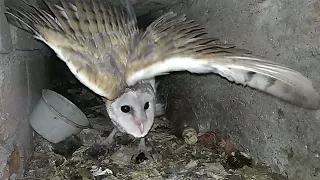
[5,0,140,100]
[126,12,320,109]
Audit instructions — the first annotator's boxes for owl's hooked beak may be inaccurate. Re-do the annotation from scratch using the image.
[133,119,144,133]
[132,109,149,134]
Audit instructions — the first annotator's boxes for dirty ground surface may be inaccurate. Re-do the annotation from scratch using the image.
[20,59,289,180]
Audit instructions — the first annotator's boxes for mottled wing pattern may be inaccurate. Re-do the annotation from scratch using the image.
[5,0,140,100]
[126,12,320,109]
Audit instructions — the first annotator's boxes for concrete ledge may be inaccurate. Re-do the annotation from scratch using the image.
[0,56,28,142]
[26,50,51,108]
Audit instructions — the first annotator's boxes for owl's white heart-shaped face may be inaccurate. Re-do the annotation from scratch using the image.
[106,88,156,138]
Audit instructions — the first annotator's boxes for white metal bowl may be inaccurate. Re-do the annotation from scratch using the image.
[29,89,90,143]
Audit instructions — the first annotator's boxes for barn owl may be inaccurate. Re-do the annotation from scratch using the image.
[5,0,320,158]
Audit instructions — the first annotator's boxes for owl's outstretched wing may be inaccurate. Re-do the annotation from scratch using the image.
[126,12,320,109]
[5,0,139,100]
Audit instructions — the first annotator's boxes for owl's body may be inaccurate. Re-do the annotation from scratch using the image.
[5,0,320,158]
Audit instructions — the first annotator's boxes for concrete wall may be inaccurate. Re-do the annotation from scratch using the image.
[158,0,320,180]
[0,0,51,179]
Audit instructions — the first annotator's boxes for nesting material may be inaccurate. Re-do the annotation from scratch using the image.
[22,66,287,180]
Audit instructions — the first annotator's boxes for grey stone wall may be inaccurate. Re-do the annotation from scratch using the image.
[0,0,51,179]
[158,0,320,180]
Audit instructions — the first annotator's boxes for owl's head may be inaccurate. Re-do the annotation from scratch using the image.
[105,83,156,138]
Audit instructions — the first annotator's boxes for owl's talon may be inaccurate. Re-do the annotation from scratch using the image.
[99,137,114,146]
[97,128,118,147]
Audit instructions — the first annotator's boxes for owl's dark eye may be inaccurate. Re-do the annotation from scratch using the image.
[144,102,149,110]
[121,105,131,113]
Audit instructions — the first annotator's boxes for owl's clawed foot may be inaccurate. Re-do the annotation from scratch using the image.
[97,128,118,147]
[99,136,114,146]
[131,138,154,163]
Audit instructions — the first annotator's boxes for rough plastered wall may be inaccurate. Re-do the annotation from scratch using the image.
[0,0,51,179]
[157,0,320,180]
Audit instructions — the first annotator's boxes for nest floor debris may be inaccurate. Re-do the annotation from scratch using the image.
[22,60,288,180]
